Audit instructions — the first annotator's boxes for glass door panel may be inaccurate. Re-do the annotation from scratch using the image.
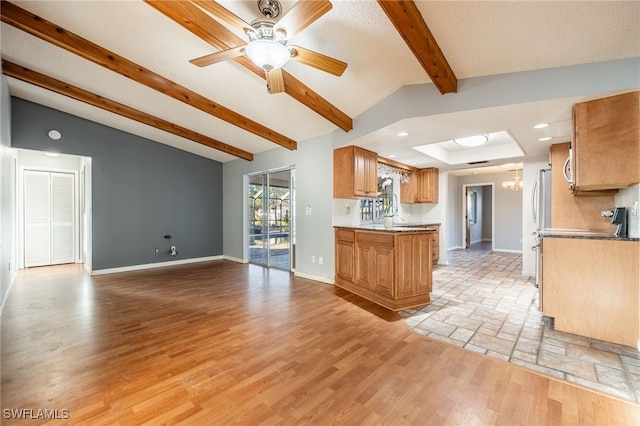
[248,174,267,265]
[268,170,291,269]
[248,169,293,270]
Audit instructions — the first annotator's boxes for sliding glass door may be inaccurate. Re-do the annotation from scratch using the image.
[248,168,294,270]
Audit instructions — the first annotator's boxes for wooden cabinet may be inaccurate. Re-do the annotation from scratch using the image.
[333,145,378,198]
[397,233,432,298]
[542,237,639,347]
[335,229,355,283]
[426,225,439,264]
[549,143,615,230]
[335,228,433,311]
[400,167,439,203]
[570,91,639,193]
[355,232,395,297]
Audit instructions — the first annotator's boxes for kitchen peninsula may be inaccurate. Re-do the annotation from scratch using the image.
[334,225,438,311]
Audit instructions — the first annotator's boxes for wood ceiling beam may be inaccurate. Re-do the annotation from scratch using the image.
[377,0,457,95]
[145,0,353,132]
[2,60,254,161]
[0,1,295,150]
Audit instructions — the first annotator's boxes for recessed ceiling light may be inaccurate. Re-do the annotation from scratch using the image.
[453,134,489,147]
[44,152,60,157]
[533,123,549,129]
[48,130,62,140]
[539,137,552,142]
[397,131,408,137]
[388,154,397,158]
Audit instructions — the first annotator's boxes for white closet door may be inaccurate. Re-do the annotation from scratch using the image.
[51,173,75,264]
[24,171,52,267]
[24,170,75,267]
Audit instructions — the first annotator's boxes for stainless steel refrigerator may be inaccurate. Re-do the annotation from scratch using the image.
[532,169,551,289]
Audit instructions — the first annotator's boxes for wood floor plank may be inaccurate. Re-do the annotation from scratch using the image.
[1,262,639,425]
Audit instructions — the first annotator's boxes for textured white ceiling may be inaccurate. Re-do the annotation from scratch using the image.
[2,0,640,167]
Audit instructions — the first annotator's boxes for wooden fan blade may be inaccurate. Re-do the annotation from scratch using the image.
[290,46,347,76]
[190,0,252,33]
[275,0,332,39]
[266,68,285,94]
[190,45,245,67]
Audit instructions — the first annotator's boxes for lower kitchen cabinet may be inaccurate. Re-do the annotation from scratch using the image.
[335,228,433,311]
[542,237,639,347]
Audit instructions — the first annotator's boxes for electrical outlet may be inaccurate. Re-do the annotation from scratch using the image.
[155,248,159,253]
[305,205,312,215]
[318,257,323,265]
[311,255,316,263]
[164,235,171,239]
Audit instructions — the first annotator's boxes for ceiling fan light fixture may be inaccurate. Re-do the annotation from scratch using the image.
[245,39,291,71]
[453,134,489,147]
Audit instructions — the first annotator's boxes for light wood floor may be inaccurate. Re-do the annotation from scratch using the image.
[2,261,638,425]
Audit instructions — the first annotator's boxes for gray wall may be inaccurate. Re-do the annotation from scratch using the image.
[223,133,334,283]
[482,186,493,240]
[1,76,16,306]
[11,98,223,271]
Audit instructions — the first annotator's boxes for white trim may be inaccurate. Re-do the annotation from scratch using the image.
[294,270,334,285]
[448,245,464,251]
[492,248,523,254]
[223,255,248,264]
[0,272,17,316]
[91,255,224,276]
[522,270,535,277]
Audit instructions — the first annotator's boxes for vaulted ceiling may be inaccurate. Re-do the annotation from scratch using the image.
[2,1,639,168]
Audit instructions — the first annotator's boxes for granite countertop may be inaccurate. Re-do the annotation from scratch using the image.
[334,224,439,233]
[539,228,639,242]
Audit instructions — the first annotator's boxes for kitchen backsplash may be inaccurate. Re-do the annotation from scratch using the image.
[616,184,640,238]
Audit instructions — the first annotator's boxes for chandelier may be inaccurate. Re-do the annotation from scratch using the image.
[502,169,523,191]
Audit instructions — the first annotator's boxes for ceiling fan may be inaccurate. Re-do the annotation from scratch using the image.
[189,0,347,94]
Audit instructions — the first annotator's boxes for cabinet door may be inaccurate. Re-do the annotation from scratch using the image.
[572,91,640,191]
[336,240,355,282]
[355,244,375,290]
[397,234,431,298]
[354,147,377,197]
[373,246,394,297]
[417,168,439,203]
[400,172,416,204]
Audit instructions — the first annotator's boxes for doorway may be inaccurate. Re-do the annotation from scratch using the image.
[463,184,494,250]
[247,168,295,270]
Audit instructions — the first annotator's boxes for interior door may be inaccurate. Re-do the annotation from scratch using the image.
[24,170,75,267]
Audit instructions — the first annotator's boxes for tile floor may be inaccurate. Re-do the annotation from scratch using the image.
[398,245,640,403]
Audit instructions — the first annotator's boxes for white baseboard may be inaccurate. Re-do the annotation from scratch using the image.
[294,271,334,285]
[223,255,248,264]
[521,269,535,277]
[0,271,17,317]
[448,246,464,251]
[492,248,523,254]
[91,255,224,276]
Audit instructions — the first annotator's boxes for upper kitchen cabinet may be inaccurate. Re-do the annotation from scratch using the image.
[334,146,378,199]
[570,91,639,193]
[400,168,439,204]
